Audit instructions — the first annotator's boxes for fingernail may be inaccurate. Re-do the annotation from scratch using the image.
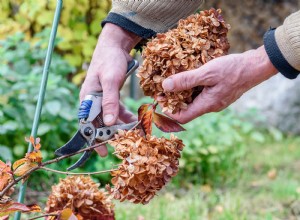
[104,114,114,124]
[163,79,174,91]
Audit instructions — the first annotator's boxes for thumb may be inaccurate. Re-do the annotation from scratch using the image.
[162,66,213,92]
[101,74,124,126]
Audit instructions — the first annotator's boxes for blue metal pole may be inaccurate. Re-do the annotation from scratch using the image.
[14,1,63,219]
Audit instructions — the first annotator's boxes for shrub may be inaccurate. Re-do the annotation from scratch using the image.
[0,0,110,70]
[0,32,78,161]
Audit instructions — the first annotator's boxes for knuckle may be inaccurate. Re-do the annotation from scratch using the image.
[180,79,189,90]
[178,74,192,90]
[102,96,119,112]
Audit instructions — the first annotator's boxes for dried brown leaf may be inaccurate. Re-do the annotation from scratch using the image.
[141,109,153,136]
[153,112,185,133]
[138,104,151,121]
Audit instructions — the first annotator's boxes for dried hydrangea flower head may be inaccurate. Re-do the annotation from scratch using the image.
[108,129,184,204]
[137,8,230,113]
[45,175,114,220]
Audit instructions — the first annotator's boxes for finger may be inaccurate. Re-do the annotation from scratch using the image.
[162,65,216,92]
[119,102,138,123]
[102,84,120,126]
[95,145,108,157]
[101,71,125,126]
[80,73,102,102]
[162,88,221,124]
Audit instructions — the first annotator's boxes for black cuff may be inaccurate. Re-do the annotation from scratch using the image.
[263,28,299,79]
[102,12,157,39]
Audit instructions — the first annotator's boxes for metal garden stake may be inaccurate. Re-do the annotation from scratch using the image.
[14,1,63,219]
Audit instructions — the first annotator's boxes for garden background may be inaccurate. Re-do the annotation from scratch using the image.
[0,0,300,219]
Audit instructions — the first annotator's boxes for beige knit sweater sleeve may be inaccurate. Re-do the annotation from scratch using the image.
[264,10,300,79]
[275,11,300,71]
[102,0,203,38]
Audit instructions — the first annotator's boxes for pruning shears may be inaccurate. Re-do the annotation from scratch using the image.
[55,59,139,171]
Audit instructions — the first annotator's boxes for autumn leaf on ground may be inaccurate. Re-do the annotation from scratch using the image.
[141,109,153,135]
[138,104,152,121]
[0,202,41,217]
[153,112,185,133]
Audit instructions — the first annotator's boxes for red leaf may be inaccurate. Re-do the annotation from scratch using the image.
[153,112,185,133]
[141,109,153,135]
[138,104,151,121]
[24,204,41,213]
[0,202,41,217]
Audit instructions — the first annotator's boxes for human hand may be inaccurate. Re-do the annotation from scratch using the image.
[80,23,141,156]
[161,46,278,124]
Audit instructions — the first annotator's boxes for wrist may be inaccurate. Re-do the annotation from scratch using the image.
[246,46,278,84]
[98,23,142,52]
[255,46,278,76]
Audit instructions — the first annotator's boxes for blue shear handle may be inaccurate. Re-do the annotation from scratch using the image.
[78,100,93,119]
[78,60,138,120]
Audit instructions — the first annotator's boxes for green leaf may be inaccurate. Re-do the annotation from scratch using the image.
[0,121,18,134]
[38,123,52,135]
[268,127,283,141]
[13,145,26,157]
[13,59,31,75]
[192,139,202,147]
[0,145,12,161]
[250,131,266,143]
[45,100,61,116]
[208,146,218,154]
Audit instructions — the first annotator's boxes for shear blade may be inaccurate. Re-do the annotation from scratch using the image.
[55,130,87,156]
[67,150,92,171]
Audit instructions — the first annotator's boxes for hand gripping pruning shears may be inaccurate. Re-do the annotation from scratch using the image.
[55,59,139,171]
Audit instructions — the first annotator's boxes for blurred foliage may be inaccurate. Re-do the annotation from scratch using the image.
[0,32,78,161]
[0,0,111,78]
[125,97,282,186]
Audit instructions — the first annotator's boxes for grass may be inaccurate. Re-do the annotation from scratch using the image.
[115,136,300,220]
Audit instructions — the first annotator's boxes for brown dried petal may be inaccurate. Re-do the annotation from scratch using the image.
[109,130,184,204]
